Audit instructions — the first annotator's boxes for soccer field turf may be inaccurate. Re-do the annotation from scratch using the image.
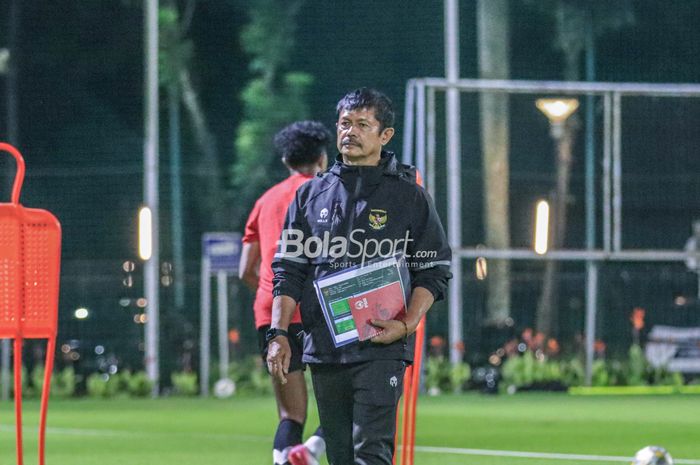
[1,393,698,465]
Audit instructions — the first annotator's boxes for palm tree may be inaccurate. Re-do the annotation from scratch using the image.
[477,0,512,327]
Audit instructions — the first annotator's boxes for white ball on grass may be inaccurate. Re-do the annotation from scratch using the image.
[213,378,236,398]
[632,446,673,465]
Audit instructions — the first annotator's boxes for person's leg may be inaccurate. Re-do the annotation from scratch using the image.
[260,324,308,465]
[351,360,405,465]
[310,364,354,465]
[272,371,307,464]
[304,426,325,458]
[288,426,326,465]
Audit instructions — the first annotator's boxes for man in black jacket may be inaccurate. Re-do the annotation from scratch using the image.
[267,88,452,465]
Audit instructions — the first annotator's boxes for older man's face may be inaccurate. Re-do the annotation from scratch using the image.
[336,107,394,165]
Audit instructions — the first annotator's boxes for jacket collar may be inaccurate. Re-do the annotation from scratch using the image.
[328,150,402,180]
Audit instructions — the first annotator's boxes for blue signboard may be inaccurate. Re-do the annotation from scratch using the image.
[202,232,242,274]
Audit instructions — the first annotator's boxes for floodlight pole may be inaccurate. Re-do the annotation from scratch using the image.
[445,0,464,365]
[169,82,186,311]
[1,0,20,402]
[144,0,160,397]
[583,16,598,387]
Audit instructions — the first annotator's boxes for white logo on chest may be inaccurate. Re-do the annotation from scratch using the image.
[317,208,329,223]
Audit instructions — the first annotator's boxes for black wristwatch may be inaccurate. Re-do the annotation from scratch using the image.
[265,327,289,343]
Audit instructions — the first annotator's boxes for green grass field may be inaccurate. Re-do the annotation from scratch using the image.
[1,393,699,464]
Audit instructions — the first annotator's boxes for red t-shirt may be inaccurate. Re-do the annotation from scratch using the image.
[242,173,313,328]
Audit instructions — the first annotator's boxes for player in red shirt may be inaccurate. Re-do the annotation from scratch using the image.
[240,121,330,465]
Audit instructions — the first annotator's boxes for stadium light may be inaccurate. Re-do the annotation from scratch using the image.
[74,307,89,319]
[138,206,153,260]
[534,200,550,255]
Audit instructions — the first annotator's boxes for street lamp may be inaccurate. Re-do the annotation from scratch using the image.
[534,97,579,339]
[536,98,579,138]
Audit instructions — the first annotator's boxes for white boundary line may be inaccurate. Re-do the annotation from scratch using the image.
[0,425,267,442]
[413,446,700,465]
[4,426,699,464]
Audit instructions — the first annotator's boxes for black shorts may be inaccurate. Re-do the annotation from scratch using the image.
[257,323,305,374]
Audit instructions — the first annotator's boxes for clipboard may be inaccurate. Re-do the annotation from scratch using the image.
[314,254,411,347]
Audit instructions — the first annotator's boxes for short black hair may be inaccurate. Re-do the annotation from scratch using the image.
[335,88,395,131]
[274,120,331,169]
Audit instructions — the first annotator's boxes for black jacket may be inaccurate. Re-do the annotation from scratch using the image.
[272,151,452,364]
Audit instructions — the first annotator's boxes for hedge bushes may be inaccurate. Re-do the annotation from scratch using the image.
[499,344,685,393]
[424,356,471,395]
[9,345,687,399]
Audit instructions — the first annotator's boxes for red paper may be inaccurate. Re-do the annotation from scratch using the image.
[348,281,406,341]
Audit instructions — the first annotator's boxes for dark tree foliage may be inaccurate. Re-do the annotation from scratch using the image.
[230,0,314,228]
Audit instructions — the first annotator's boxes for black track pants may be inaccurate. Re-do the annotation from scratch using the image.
[310,360,405,465]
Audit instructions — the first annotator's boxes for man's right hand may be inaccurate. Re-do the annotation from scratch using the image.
[266,336,292,385]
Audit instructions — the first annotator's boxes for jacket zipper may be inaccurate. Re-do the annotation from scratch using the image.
[342,168,364,261]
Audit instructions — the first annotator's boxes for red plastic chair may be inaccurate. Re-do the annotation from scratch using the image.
[0,143,62,465]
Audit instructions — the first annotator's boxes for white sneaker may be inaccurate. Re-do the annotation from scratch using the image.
[287,444,319,465]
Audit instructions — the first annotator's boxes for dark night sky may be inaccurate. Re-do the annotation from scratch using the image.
[1,0,698,257]
[1,0,699,364]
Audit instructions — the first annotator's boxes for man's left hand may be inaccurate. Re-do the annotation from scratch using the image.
[370,319,408,344]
